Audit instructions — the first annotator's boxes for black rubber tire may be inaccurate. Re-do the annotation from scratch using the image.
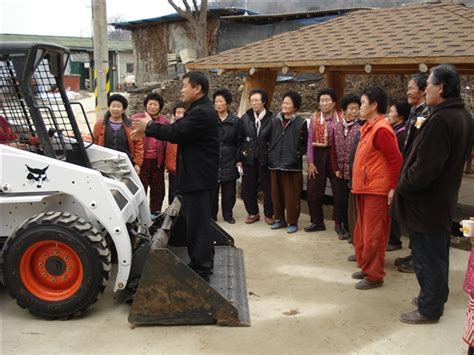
[2,211,112,319]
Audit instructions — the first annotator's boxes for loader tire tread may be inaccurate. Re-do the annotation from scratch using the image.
[2,211,112,319]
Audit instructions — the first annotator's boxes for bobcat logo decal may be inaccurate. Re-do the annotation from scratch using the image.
[26,165,49,188]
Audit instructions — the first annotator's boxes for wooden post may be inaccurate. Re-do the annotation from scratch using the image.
[238,69,278,117]
[92,0,109,121]
[325,71,345,111]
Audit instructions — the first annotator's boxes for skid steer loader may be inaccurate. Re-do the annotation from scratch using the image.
[0,42,250,326]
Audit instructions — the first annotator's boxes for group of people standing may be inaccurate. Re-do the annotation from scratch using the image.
[92,66,473,348]
[92,92,187,217]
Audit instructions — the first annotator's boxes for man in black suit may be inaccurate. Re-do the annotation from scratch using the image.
[133,71,219,282]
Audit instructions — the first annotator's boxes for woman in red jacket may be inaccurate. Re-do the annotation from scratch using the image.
[351,86,402,290]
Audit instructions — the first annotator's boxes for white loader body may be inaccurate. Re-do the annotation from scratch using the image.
[0,143,152,291]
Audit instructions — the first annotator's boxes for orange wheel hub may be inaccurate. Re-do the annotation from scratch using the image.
[19,240,83,301]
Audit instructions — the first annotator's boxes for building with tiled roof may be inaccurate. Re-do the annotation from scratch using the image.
[188,2,474,113]
[111,7,365,85]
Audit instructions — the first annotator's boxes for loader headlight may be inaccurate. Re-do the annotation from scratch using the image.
[110,189,128,210]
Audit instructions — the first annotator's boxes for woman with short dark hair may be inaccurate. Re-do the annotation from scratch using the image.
[331,94,361,241]
[238,89,274,225]
[351,86,402,290]
[93,94,144,175]
[211,89,241,223]
[131,93,170,215]
[268,91,308,234]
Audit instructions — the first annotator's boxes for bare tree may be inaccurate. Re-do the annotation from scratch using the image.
[168,0,208,58]
[108,15,131,40]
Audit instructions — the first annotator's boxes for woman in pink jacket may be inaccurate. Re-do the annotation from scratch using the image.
[132,93,170,215]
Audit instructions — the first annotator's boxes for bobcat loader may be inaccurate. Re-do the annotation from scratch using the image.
[0,42,249,326]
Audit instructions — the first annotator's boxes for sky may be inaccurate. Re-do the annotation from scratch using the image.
[0,0,176,37]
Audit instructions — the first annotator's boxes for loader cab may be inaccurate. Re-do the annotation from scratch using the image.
[0,42,92,167]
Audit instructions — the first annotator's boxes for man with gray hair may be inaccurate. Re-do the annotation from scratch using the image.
[391,64,473,324]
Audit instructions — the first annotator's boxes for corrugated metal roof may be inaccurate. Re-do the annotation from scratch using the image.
[188,3,474,72]
[112,7,257,29]
[220,7,373,25]
[0,33,133,51]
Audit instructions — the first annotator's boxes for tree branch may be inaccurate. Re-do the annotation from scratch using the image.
[182,0,193,14]
[192,0,199,13]
[168,0,193,21]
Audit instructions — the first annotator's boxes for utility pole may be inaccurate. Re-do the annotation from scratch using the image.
[92,0,109,121]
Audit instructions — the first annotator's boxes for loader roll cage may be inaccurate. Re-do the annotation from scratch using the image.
[0,42,251,327]
[0,42,93,168]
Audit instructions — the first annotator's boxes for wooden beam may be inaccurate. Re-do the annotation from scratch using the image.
[325,71,346,111]
[237,69,278,117]
[187,56,474,73]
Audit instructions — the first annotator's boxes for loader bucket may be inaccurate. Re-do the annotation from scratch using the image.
[128,198,250,327]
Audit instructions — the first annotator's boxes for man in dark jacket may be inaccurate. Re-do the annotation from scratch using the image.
[395,73,430,272]
[238,89,274,225]
[132,71,219,282]
[391,64,473,324]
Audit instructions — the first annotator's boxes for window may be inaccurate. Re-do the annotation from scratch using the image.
[126,63,134,73]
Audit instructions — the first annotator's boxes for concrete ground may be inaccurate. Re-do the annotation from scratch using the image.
[2,93,471,353]
[0,198,470,354]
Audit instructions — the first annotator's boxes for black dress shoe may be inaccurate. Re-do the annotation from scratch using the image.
[225,218,236,224]
[198,273,210,283]
[304,223,326,232]
[400,310,439,324]
[347,254,357,262]
[410,297,444,315]
[395,254,412,266]
[398,258,415,273]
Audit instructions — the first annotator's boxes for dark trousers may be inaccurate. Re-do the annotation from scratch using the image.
[168,173,176,205]
[181,190,214,276]
[211,180,237,221]
[336,178,350,231]
[389,219,402,246]
[140,159,165,213]
[307,147,340,226]
[409,228,450,319]
[271,170,303,225]
[241,162,273,218]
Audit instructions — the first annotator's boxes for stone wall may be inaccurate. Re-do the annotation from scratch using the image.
[128,72,473,118]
